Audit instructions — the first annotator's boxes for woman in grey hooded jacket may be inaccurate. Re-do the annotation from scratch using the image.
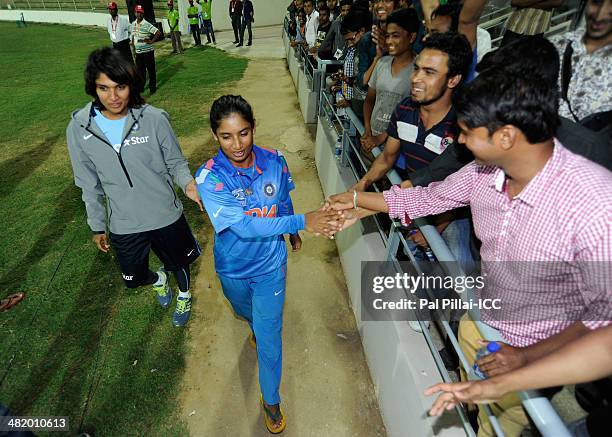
[67,47,202,327]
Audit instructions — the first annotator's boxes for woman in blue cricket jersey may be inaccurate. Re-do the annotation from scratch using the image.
[195,95,341,433]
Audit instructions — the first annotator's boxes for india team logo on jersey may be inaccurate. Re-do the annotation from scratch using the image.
[263,183,276,197]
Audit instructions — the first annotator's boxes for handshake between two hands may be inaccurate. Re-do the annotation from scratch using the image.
[304,191,363,238]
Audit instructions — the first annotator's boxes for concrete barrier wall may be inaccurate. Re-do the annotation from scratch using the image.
[1,0,289,31]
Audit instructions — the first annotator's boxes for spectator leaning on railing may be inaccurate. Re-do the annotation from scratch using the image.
[287,0,304,22]
[290,9,308,46]
[355,0,400,119]
[304,0,320,47]
[331,8,372,108]
[329,69,612,437]
[360,7,419,153]
[310,5,332,53]
[353,32,476,272]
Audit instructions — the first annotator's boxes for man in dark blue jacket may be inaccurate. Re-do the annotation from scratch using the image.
[229,0,243,44]
[238,0,254,46]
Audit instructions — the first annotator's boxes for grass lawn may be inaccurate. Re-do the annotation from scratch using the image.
[0,22,247,436]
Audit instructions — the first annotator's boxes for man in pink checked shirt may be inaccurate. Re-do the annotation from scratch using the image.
[329,71,612,436]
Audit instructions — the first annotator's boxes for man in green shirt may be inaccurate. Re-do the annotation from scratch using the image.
[187,0,202,46]
[167,0,184,54]
[130,5,162,93]
[200,0,216,44]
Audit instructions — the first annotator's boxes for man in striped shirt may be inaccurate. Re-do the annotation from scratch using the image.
[130,5,161,94]
[330,69,612,436]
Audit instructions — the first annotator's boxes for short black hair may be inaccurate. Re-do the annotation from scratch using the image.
[421,32,472,83]
[454,72,559,143]
[340,0,353,6]
[210,95,255,133]
[304,0,314,5]
[340,8,372,34]
[431,3,461,32]
[318,4,331,14]
[84,47,144,109]
[386,7,419,34]
[351,0,370,12]
[476,35,559,88]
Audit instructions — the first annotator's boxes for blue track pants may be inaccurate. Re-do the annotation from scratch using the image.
[218,265,286,405]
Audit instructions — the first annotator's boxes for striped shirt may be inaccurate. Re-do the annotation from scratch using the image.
[383,141,612,347]
[505,7,552,35]
[386,98,458,172]
[130,19,157,54]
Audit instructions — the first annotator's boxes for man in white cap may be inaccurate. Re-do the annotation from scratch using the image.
[107,2,133,64]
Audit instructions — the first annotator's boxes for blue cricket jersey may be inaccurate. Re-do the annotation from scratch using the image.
[195,145,305,279]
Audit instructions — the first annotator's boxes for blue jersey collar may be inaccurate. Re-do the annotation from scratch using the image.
[215,144,270,177]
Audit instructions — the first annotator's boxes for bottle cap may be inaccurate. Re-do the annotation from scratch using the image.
[487,342,501,353]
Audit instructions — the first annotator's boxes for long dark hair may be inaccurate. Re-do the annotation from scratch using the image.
[84,48,144,109]
[210,95,255,133]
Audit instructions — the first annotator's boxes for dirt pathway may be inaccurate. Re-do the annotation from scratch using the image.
[178,57,386,437]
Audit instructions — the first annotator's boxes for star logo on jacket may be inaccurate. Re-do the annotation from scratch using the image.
[263,183,276,197]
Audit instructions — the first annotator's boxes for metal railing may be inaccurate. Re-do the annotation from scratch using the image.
[285,17,574,437]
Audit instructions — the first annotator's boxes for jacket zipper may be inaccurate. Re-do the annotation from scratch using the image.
[167,180,179,208]
[83,119,139,188]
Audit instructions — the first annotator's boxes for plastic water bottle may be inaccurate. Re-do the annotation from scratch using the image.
[424,248,435,262]
[473,342,501,379]
[334,136,342,160]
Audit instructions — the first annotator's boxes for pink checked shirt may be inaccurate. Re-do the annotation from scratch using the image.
[383,140,612,346]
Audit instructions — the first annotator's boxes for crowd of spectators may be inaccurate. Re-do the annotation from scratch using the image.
[286,0,611,436]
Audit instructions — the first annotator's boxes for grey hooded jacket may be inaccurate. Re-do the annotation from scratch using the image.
[67,103,194,235]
